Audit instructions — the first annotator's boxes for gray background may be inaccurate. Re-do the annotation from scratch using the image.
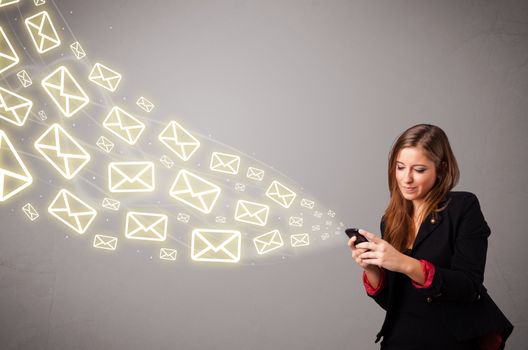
[1,0,527,349]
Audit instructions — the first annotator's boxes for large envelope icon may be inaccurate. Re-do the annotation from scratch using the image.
[266,180,297,208]
[210,152,240,175]
[48,189,97,234]
[34,124,91,180]
[290,233,310,247]
[103,106,145,145]
[0,86,33,126]
[41,66,89,117]
[169,169,221,214]
[0,26,20,74]
[160,248,177,261]
[24,11,61,54]
[253,230,284,255]
[191,229,241,263]
[125,211,167,242]
[234,200,269,226]
[246,167,264,181]
[93,234,118,251]
[0,0,20,8]
[158,121,200,161]
[108,161,155,193]
[88,63,122,92]
[0,130,33,202]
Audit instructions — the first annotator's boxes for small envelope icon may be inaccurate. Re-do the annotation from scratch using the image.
[0,130,32,202]
[210,152,240,175]
[41,66,89,117]
[96,136,114,153]
[234,200,269,226]
[103,106,145,145]
[160,248,177,261]
[22,203,39,221]
[108,161,155,193]
[158,121,200,161]
[93,234,117,251]
[0,0,20,8]
[169,169,221,214]
[88,63,122,92]
[215,216,226,224]
[17,70,32,87]
[160,155,174,169]
[136,96,154,113]
[312,225,320,231]
[327,210,336,218]
[0,86,33,126]
[246,167,264,181]
[24,11,61,54]
[289,216,303,227]
[125,211,167,242]
[253,230,284,255]
[101,197,120,211]
[34,124,91,180]
[234,183,245,192]
[70,41,86,59]
[191,229,241,263]
[291,233,310,247]
[266,180,297,208]
[176,212,190,223]
[0,27,19,74]
[300,198,315,209]
[33,0,46,7]
[48,189,97,234]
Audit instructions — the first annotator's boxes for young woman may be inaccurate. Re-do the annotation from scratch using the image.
[349,124,513,349]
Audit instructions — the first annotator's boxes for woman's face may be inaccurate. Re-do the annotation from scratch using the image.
[395,147,437,207]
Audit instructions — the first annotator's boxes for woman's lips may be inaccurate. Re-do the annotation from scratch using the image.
[403,186,416,193]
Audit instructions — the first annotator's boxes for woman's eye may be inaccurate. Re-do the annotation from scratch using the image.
[396,166,404,170]
[415,169,426,173]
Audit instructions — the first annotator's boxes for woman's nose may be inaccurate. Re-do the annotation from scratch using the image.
[404,170,413,183]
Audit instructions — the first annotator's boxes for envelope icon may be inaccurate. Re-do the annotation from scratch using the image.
[0,0,20,8]
[210,152,240,175]
[48,189,97,234]
[234,183,245,192]
[234,200,269,226]
[137,96,154,113]
[0,86,33,126]
[70,41,86,59]
[169,169,221,214]
[266,180,296,208]
[34,124,91,180]
[93,234,118,251]
[246,167,264,181]
[300,198,315,209]
[327,210,336,218]
[0,26,19,74]
[313,211,322,218]
[25,11,61,54]
[289,216,303,227]
[103,106,145,145]
[158,121,200,161]
[37,110,47,121]
[312,225,320,231]
[33,0,45,6]
[108,161,155,193]
[17,70,32,87]
[215,216,226,224]
[176,212,190,223]
[290,233,310,247]
[321,232,330,241]
[88,63,122,92]
[125,211,167,242]
[160,248,177,261]
[96,136,114,153]
[22,203,39,221]
[253,229,284,255]
[102,197,120,211]
[191,229,241,263]
[41,66,89,117]
[160,155,174,169]
[0,130,32,202]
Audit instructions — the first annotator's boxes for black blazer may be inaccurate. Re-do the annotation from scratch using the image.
[371,191,513,347]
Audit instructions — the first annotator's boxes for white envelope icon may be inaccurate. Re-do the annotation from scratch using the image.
[169,169,221,214]
[191,229,241,263]
[158,121,201,161]
[108,161,155,193]
[0,26,19,74]
[210,152,240,175]
[24,11,61,54]
[125,211,167,242]
[103,106,145,145]
[0,86,33,127]
[0,130,33,202]
[41,66,90,117]
[48,189,97,234]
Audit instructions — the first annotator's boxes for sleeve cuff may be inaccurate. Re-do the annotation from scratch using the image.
[412,259,435,289]
[363,268,385,296]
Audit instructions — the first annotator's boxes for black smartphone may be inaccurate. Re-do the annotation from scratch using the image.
[345,228,369,245]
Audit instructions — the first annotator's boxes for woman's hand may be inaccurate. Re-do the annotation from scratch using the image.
[354,229,410,274]
[348,234,379,273]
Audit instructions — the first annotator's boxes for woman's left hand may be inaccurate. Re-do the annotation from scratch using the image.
[355,229,409,274]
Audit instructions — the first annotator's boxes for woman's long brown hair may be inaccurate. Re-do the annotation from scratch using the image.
[383,124,460,252]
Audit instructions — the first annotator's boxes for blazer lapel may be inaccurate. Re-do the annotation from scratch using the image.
[411,194,450,252]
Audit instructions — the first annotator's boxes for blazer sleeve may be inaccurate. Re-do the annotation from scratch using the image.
[418,193,491,303]
[365,218,389,310]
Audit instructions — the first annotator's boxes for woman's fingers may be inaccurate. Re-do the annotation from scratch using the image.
[359,229,381,243]
[347,236,356,248]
